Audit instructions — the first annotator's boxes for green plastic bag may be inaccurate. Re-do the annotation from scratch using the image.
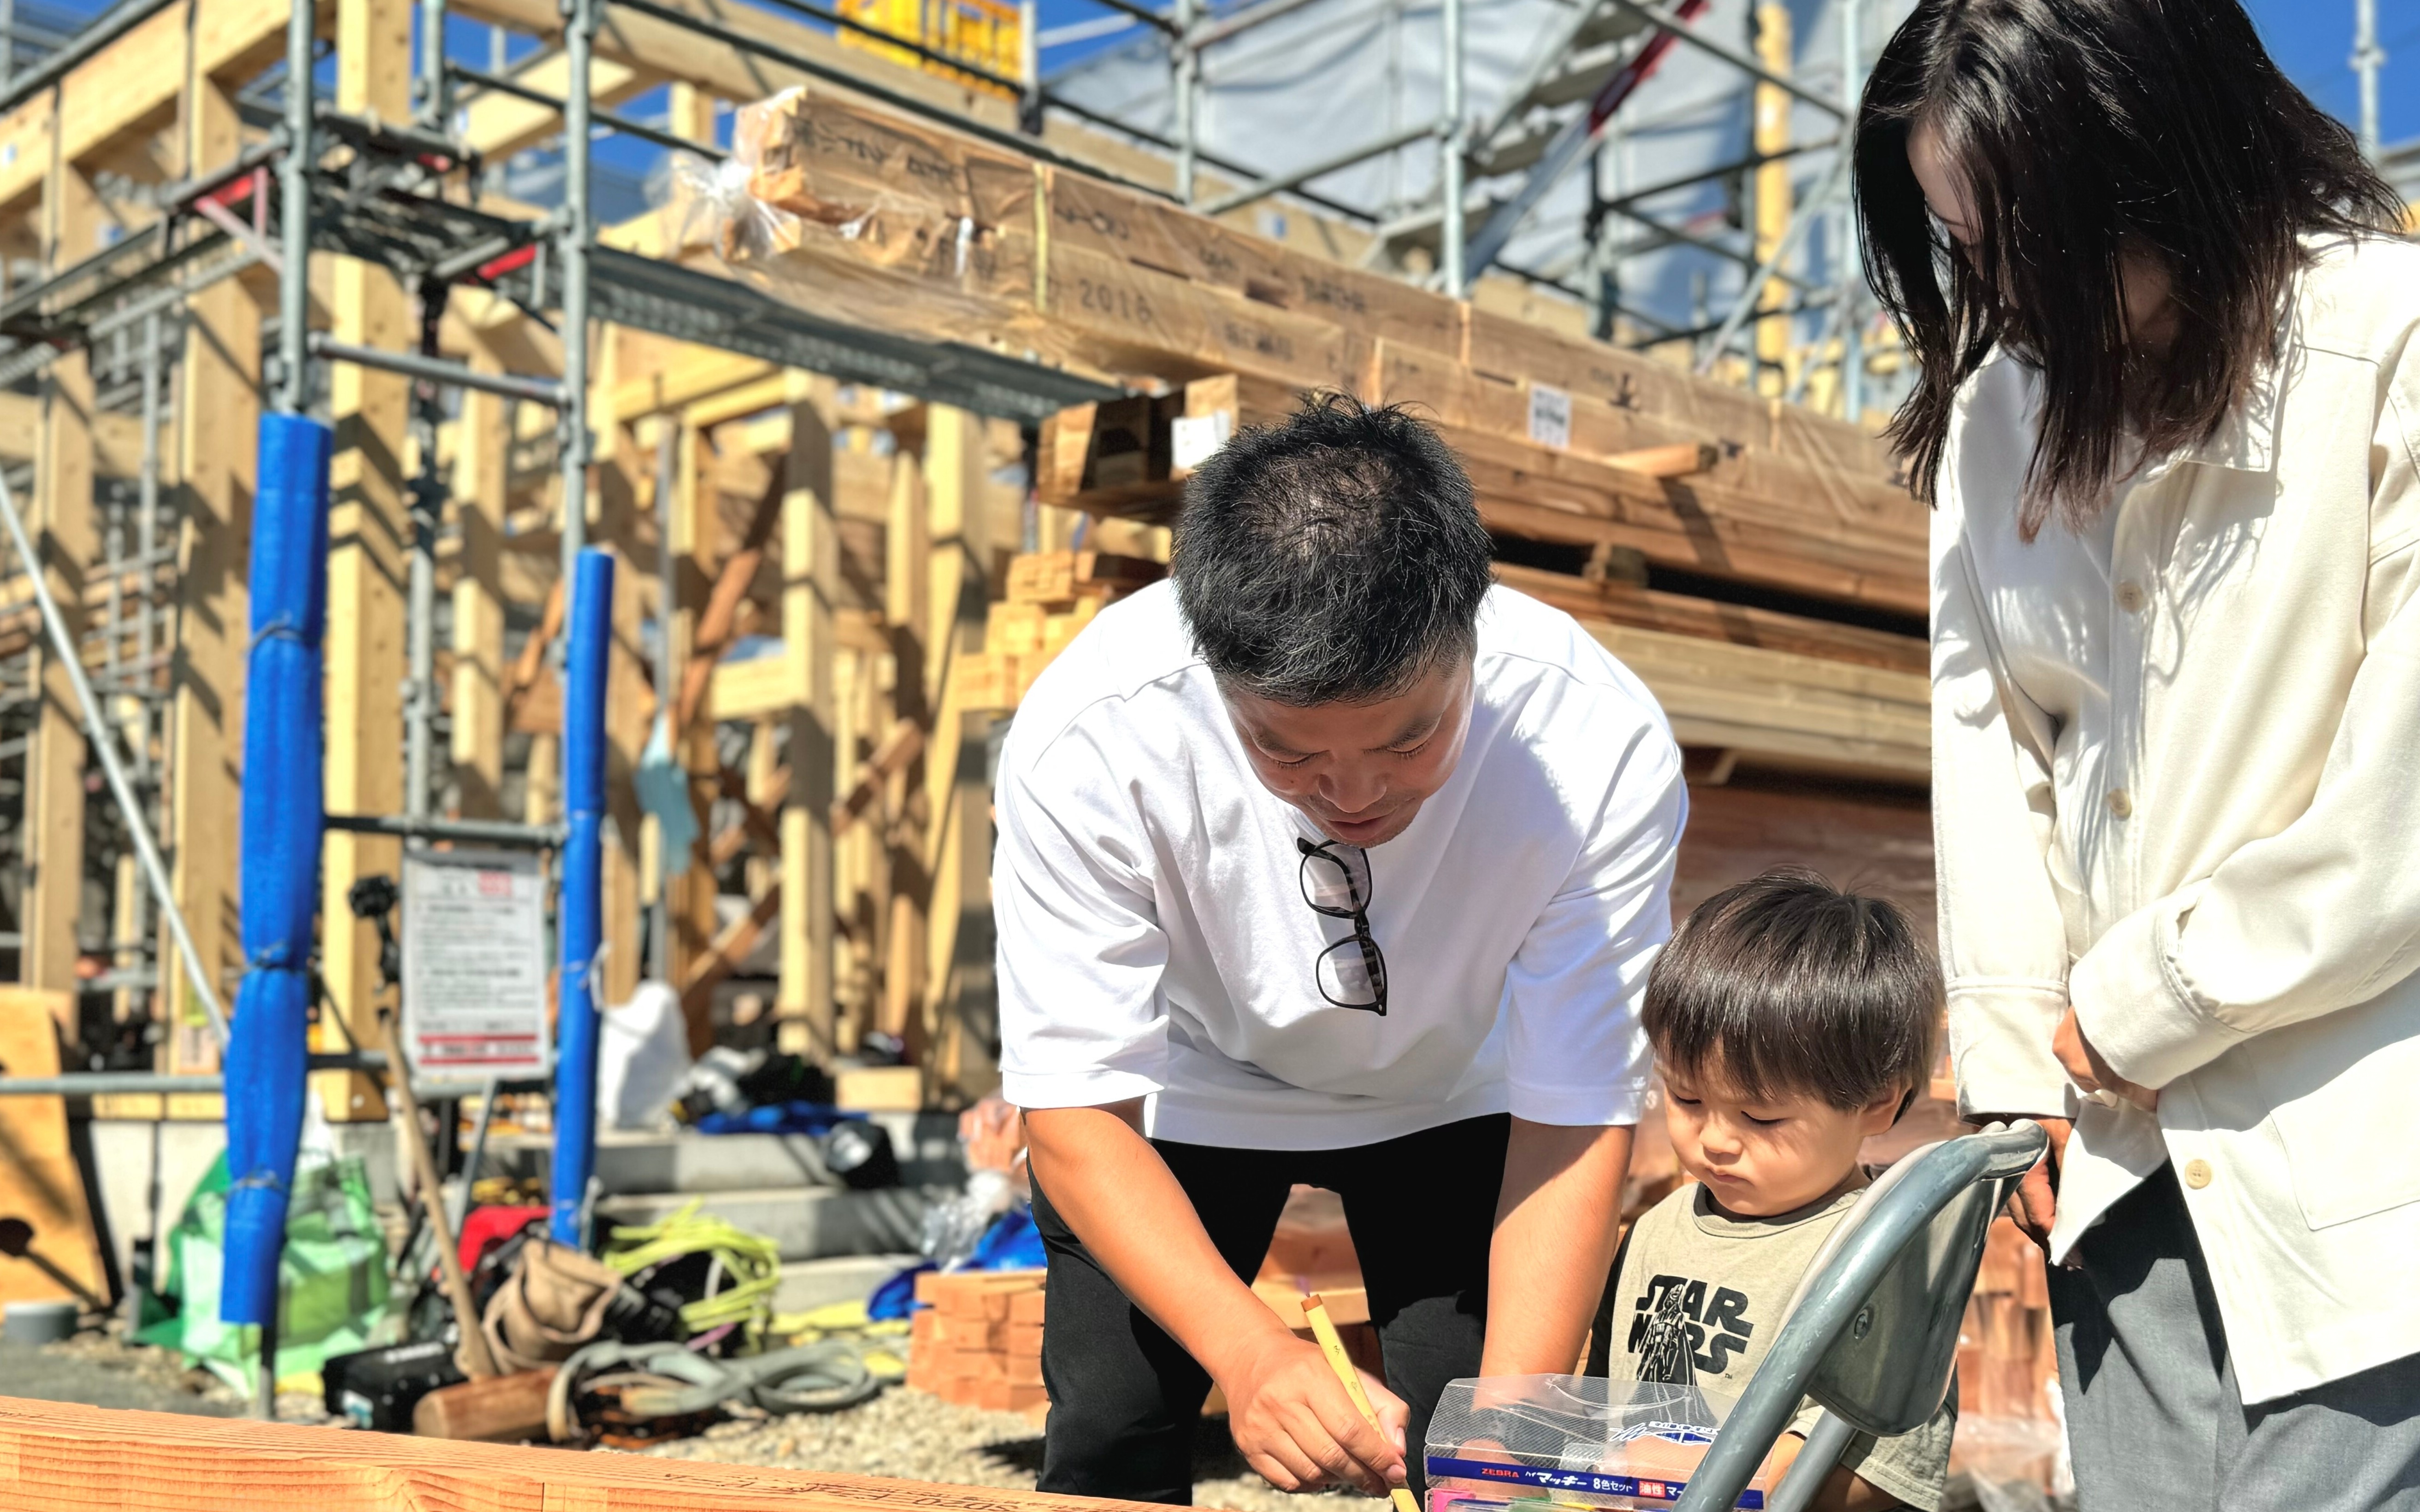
[135,1151,396,1390]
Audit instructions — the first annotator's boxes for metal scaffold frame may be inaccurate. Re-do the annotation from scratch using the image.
[0,0,1139,1418]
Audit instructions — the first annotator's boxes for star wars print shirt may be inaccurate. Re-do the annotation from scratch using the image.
[1584,1180,1956,1512]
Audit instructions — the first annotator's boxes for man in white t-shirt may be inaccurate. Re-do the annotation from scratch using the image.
[999,395,1686,1504]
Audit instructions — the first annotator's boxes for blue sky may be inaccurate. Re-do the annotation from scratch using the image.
[2242,0,2419,146]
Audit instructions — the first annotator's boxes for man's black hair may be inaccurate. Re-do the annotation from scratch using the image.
[1646,868,1942,1113]
[1173,392,1494,706]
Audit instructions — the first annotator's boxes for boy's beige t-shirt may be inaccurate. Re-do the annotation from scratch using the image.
[1600,1181,1956,1512]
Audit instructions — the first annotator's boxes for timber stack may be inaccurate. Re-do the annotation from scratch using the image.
[962,549,1165,712]
[905,1270,1049,1415]
[687,84,1928,786]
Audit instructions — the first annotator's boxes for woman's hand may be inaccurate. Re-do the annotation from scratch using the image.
[2002,1116,2069,1253]
[2054,1005,2159,1112]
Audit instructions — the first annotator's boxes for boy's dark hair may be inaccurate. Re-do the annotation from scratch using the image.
[1856,0,2402,541]
[1646,868,1941,1112]
[1173,393,1493,706]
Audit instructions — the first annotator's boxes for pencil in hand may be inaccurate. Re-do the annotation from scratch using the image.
[1302,1292,1421,1512]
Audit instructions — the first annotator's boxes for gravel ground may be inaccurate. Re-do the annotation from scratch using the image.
[643,1386,1383,1512]
[0,1325,328,1423]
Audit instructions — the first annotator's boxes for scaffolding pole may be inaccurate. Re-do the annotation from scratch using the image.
[403,294,444,833]
[1836,0,1864,424]
[560,0,593,579]
[2354,0,2383,162]
[1439,0,1463,296]
[1174,0,1198,205]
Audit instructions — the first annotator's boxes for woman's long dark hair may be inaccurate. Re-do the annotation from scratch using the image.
[1856,0,2404,539]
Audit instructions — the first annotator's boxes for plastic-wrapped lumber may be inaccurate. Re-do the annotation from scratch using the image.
[221,412,333,1326]
[550,548,614,1247]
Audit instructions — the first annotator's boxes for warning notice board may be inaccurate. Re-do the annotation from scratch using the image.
[401,849,550,1076]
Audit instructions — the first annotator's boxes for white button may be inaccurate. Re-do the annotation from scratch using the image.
[2116,580,2146,614]
[2107,788,2133,819]
[2184,1159,2213,1190]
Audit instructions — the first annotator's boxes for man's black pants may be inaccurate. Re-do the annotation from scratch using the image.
[1030,1114,1509,1504]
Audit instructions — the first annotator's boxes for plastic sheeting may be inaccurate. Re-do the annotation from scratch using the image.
[552,548,615,1246]
[140,1150,394,1390]
[221,411,332,1328]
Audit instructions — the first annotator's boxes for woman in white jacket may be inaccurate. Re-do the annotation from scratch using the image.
[1854,1,2418,1506]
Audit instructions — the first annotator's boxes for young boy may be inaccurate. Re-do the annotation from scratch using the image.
[1587,868,1952,1512]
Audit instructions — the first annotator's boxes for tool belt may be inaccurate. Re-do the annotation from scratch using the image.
[473,1235,679,1376]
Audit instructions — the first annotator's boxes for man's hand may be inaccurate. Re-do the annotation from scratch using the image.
[1218,1330,1408,1495]
[1023,1104,1407,1496]
[1999,1115,2070,1252]
[2054,1005,2158,1112]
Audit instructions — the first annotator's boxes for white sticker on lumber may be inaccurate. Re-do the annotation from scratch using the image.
[1169,411,1233,474]
[1526,383,1572,451]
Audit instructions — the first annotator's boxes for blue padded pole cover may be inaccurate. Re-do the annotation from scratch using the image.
[222,412,332,1326]
[551,547,614,1246]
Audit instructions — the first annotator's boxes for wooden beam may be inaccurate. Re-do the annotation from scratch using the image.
[1586,621,1929,782]
[20,156,99,1006]
[1605,441,1718,479]
[313,0,410,1124]
[0,392,149,475]
[161,75,258,1073]
[0,1394,1175,1510]
[707,764,785,869]
[460,52,651,161]
[830,715,924,835]
[1492,564,1925,676]
[0,0,297,217]
[681,882,779,1025]
[778,388,838,1057]
[674,470,784,735]
[609,350,778,424]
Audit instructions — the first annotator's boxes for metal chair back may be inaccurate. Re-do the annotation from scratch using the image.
[1668,1120,2048,1512]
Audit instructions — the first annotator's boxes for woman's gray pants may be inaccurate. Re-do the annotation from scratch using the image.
[2051,1163,2420,1511]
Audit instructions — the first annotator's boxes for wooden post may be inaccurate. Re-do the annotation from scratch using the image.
[920,405,994,1097]
[668,418,720,1044]
[602,534,649,1008]
[165,74,260,1077]
[651,102,717,1025]
[744,720,778,901]
[777,390,837,1058]
[449,342,511,818]
[315,0,412,1122]
[20,151,99,1016]
[879,445,928,1051]
[831,643,871,1051]
[594,357,648,1011]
